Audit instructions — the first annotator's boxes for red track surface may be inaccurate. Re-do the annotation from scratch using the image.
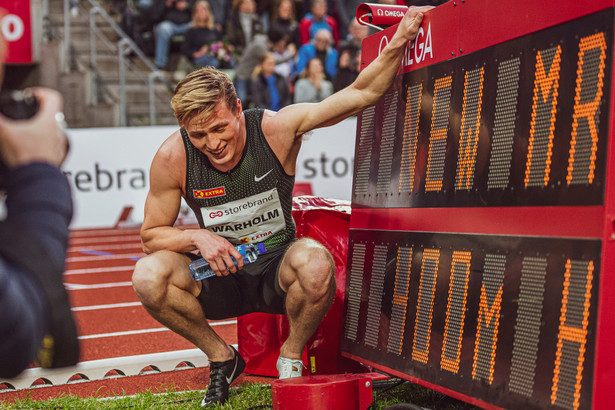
[0,225,273,403]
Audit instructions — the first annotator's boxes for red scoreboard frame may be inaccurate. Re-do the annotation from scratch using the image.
[341,1,615,409]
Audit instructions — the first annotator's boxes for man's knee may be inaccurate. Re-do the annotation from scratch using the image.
[132,251,176,308]
[286,239,336,300]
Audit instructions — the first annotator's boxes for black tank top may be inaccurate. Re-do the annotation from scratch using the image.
[182,108,296,250]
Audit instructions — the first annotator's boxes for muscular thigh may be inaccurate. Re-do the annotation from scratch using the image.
[134,250,201,299]
[277,238,334,292]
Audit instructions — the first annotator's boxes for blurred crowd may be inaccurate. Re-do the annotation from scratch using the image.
[99,0,446,109]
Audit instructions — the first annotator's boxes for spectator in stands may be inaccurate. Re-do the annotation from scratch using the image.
[332,18,367,91]
[250,52,291,110]
[151,0,195,70]
[339,18,369,55]
[269,28,295,79]
[294,28,338,81]
[181,1,224,68]
[0,35,78,377]
[233,32,269,105]
[225,0,264,57]
[298,0,339,46]
[269,0,301,48]
[333,45,360,91]
[294,57,333,103]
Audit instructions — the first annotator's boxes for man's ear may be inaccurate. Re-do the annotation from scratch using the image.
[236,98,242,117]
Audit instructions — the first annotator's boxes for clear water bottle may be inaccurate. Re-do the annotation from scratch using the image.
[189,243,267,281]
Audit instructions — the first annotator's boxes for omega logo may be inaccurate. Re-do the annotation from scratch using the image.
[376,23,433,66]
[404,22,433,66]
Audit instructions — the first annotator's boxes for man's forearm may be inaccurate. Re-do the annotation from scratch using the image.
[352,35,409,105]
[141,225,200,254]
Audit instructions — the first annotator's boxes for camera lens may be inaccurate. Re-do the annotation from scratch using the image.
[0,90,39,120]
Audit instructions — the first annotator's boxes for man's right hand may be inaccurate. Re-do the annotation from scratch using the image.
[191,230,245,276]
[392,6,433,47]
[0,88,68,169]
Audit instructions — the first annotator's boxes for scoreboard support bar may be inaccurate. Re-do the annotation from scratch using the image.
[341,1,615,409]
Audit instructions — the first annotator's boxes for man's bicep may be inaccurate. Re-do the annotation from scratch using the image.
[142,187,182,230]
[142,158,183,232]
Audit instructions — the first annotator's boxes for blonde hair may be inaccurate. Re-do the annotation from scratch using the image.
[171,67,237,126]
[251,52,275,78]
[192,1,215,30]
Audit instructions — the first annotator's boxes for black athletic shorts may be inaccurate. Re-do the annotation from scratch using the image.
[190,239,296,320]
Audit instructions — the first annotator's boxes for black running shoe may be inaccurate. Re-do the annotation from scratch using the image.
[201,346,246,408]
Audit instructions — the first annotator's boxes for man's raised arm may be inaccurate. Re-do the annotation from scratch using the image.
[279,6,433,137]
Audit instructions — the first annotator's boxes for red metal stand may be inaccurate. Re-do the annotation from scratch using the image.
[271,373,387,410]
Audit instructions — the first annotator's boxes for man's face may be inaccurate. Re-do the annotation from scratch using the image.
[312,1,326,19]
[184,99,244,171]
[314,32,329,51]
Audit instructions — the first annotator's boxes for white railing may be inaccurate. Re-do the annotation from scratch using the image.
[59,0,171,125]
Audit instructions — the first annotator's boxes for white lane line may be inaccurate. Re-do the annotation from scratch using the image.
[72,302,142,311]
[79,320,237,340]
[66,281,133,290]
[66,254,143,262]
[79,327,169,339]
[65,266,134,275]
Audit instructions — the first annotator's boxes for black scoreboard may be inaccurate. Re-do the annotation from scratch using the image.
[341,1,615,409]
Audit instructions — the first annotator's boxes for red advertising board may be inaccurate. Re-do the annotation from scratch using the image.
[1,0,32,64]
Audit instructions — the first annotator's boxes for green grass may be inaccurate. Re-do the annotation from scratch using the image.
[1,380,478,409]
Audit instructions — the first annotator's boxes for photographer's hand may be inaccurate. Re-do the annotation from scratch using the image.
[0,88,68,168]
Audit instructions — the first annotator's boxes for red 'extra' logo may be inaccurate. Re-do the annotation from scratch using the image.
[193,186,226,199]
[209,211,224,219]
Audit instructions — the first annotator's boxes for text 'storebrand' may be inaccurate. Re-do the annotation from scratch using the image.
[194,186,226,199]
[201,188,285,244]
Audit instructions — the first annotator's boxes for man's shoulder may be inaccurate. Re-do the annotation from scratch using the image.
[299,43,315,53]
[156,129,186,161]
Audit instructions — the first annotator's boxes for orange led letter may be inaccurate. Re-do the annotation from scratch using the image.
[566,33,607,185]
[551,260,594,410]
[425,76,452,191]
[387,247,414,355]
[412,249,440,363]
[524,46,562,187]
[399,84,423,193]
[441,251,472,373]
[455,67,485,190]
[472,255,505,384]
